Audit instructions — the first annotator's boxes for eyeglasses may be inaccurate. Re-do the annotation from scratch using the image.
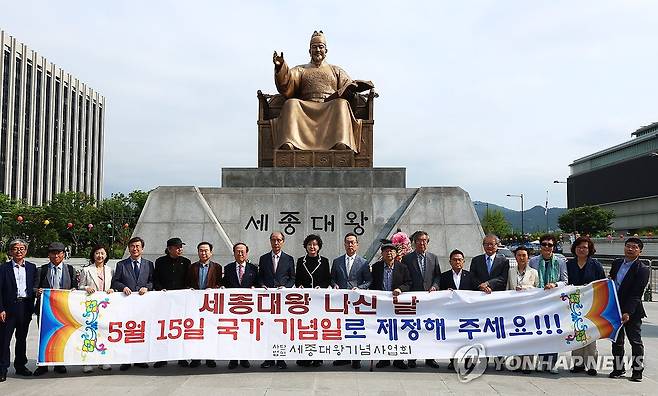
[270,238,283,242]
[540,243,554,247]
[450,258,464,262]
[11,247,27,252]
[482,243,497,247]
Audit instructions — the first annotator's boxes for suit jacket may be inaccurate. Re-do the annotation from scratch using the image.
[258,251,295,288]
[0,260,38,315]
[439,269,476,291]
[223,261,259,288]
[369,260,412,292]
[111,257,154,292]
[331,254,372,289]
[507,266,539,290]
[37,263,78,290]
[402,251,441,291]
[609,258,650,319]
[186,260,222,289]
[469,253,510,291]
[78,265,115,292]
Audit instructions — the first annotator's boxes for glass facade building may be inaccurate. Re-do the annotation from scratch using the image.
[0,29,104,205]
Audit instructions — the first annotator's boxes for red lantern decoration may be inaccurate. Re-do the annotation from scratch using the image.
[67,222,74,229]
[123,223,129,229]
[87,223,94,230]
[17,215,24,223]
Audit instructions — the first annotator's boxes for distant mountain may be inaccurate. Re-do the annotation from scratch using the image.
[473,201,567,233]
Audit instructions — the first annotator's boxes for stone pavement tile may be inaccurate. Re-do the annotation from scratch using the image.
[394,378,451,393]
[315,372,358,391]
[355,372,403,393]
[265,390,316,396]
[172,388,265,396]
[265,371,317,390]
[188,371,274,388]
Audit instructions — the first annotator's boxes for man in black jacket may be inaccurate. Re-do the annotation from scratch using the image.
[371,241,412,370]
[608,237,650,382]
[153,237,191,368]
[469,234,509,293]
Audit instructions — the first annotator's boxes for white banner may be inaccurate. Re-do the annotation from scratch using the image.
[37,279,622,365]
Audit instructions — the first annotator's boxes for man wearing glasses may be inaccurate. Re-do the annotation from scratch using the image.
[608,237,650,382]
[0,239,38,381]
[529,233,567,373]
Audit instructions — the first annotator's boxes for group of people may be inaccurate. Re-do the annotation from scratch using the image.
[0,230,650,383]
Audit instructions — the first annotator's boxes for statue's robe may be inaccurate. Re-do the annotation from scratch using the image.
[272,61,362,152]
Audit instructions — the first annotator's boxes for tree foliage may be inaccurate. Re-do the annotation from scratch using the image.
[558,205,615,235]
[0,190,149,257]
[481,209,512,237]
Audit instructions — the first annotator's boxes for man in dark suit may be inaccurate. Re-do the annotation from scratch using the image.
[402,230,441,369]
[0,239,38,382]
[33,242,79,376]
[469,234,509,371]
[331,233,372,369]
[223,242,259,370]
[440,249,476,371]
[439,249,475,291]
[469,234,509,293]
[258,231,294,369]
[186,241,222,369]
[371,241,412,370]
[153,237,191,369]
[111,236,154,371]
[608,237,650,382]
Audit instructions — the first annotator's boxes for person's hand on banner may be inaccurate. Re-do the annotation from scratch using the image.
[392,288,402,296]
[123,287,131,295]
[0,311,6,323]
[138,287,148,295]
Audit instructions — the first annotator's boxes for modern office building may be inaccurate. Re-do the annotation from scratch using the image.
[0,29,104,205]
[568,122,658,232]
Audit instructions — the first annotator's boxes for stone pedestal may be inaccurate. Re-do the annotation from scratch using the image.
[222,168,406,188]
[132,184,484,267]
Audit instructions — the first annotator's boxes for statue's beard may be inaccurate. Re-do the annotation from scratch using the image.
[311,53,325,64]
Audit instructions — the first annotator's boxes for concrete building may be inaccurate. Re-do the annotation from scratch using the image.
[568,122,658,232]
[0,29,104,205]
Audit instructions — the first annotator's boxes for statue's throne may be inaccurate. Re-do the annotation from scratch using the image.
[257,90,377,167]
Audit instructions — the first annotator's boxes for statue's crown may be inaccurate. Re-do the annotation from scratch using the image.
[310,30,326,45]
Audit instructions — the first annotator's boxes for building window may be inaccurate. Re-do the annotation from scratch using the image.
[69,88,76,191]
[33,68,42,201]
[10,57,21,199]
[22,61,32,199]
[43,73,51,204]
[0,50,10,193]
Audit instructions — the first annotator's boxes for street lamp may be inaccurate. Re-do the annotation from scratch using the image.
[506,193,524,238]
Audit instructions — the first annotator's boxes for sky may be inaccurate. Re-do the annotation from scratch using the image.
[2,0,658,209]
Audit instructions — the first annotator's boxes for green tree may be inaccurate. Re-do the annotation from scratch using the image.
[481,209,512,237]
[558,205,614,235]
[44,192,99,255]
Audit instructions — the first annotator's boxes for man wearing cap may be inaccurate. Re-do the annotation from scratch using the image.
[186,241,222,369]
[258,231,295,370]
[111,236,154,371]
[401,230,441,369]
[153,237,191,369]
[0,239,38,381]
[370,240,412,370]
[272,31,370,152]
[33,242,78,376]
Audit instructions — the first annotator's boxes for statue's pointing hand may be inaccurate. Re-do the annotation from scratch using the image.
[273,51,284,69]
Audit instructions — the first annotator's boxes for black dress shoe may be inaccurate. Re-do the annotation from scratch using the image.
[630,371,643,382]
[33,366,49,376]
[0,372,6,382]
[609,369,626,378]
[570,365,585,373]
[276,361,288,369]
[228,360,238,369]
[333,360,350,366]
[375,360,390,368]
[53,366,67,374]
[189,360,201,368]
[260,360,275,369]
[311,360,323,367]
[351,361,361,369]
[447,362,455,371]
[153,361,167,368]
[407,359,417,368]
[134,363,149,368]
[393,360,408,370]
[177,360,189,367]
[586,368,597,376]
[296,360,310,367]
[119,364,131,371]
[15,367,33,376]
[425,359,440,369]
[240,360,251,368]
[206,360,217,368]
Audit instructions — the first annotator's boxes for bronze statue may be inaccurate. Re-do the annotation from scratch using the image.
[271,31,373,153]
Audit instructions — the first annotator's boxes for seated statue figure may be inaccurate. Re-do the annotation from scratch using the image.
[272,31,372,153]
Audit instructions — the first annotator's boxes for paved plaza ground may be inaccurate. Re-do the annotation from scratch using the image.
[1,294,656,395]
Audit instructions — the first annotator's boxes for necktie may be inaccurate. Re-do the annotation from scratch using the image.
[486,256,493,274]
[418,254,426,273]
[133,260,140,280]
[53,266,61,289]
[346,256,353,275]
[239,264,245,284]
[199,265,207,289]
[273,255,279,273]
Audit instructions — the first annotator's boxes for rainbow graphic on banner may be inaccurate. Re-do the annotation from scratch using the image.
[585,279,622,340]
[38,289,83,363]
